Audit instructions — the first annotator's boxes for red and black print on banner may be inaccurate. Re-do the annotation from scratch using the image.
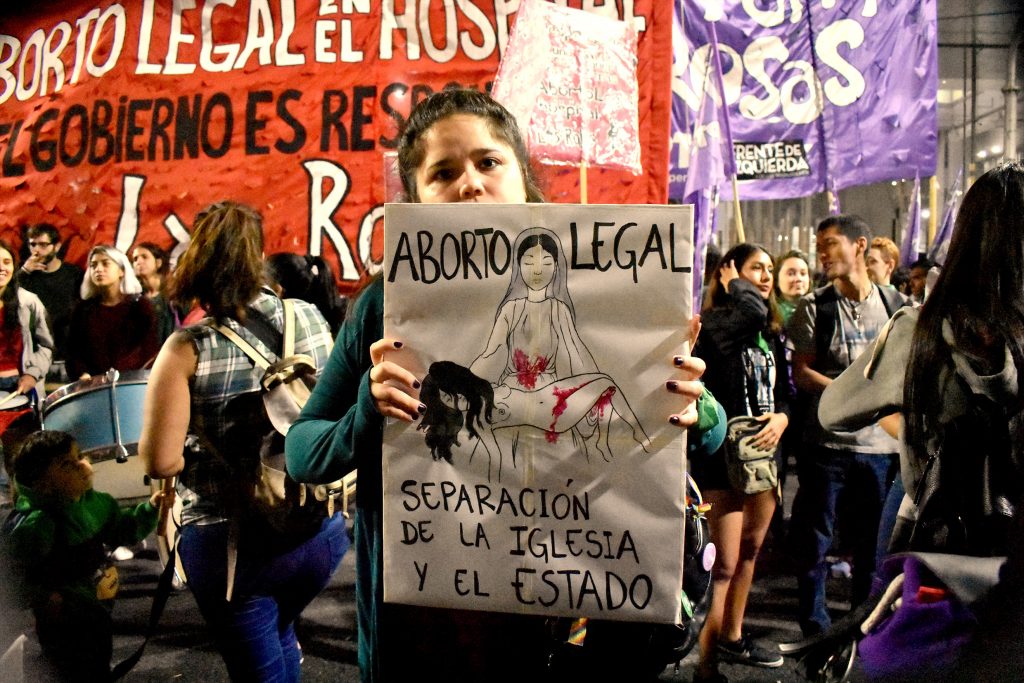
[0,1,671,293]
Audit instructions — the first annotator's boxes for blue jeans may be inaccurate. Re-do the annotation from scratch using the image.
[876,473,905,564]
[179,513,349,682]
[788,447,895,635]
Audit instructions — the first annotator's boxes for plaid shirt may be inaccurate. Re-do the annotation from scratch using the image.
[177,289,333,524]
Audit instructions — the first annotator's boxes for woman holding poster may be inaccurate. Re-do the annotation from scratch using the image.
[286,88,708,683]
[692,243,792,680]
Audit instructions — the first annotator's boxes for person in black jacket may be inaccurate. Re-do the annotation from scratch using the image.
[691,243,792,683]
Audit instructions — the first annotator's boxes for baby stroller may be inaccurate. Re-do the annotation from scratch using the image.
[544,473,715,681]
[779,551,1004,683]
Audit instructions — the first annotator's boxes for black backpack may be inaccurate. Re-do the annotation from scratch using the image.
[812,283,907,365]
[903,386,1024,557]
[199,300,343,599]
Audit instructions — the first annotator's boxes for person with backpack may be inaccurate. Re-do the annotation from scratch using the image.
[785,214,907,637]
[816,161,1024,680]
[138,201,347,681]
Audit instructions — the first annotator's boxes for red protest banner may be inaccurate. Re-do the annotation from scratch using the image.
[0,1,671,294]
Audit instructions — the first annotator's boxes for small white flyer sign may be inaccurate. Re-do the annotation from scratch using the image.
[382,202,694,623]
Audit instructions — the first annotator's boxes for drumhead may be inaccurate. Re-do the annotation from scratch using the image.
[0,391,31,411]
[44,369,150,412]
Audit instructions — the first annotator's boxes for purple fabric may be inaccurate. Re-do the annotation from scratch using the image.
[928,167,962,265]
[680,10,735,199]
[689,187,718,313]
[900,175,922,266]
[859,555,977,681]
[671,0,938,201]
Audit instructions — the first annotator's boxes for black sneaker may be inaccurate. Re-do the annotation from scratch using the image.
[716,634,784,668]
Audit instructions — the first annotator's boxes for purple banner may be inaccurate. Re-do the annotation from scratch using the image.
[670,0,938,201]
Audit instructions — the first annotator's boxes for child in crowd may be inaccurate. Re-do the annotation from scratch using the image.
[2,430,162,681]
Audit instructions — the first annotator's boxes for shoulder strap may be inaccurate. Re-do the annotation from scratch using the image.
[877,284,906,317]
[210,300,298,371]
[282,298,296,358]
[212,322,272,371]
[812,285,838,367]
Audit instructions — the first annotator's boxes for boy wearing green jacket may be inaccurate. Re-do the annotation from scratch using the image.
[3,430,162,681]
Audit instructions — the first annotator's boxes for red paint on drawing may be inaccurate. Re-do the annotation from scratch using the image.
[513,349,549,389]
[589,387,616,421]
[547,383,585,442]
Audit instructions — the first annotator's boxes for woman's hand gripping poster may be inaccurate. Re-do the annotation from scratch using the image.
[382,203,694,623]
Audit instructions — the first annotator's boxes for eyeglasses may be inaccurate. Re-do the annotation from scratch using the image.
[28,241,53,248]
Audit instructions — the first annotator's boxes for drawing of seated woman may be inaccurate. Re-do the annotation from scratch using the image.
[471,228,620,461]
[418,361,650,481]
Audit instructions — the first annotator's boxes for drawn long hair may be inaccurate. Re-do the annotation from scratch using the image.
[493,227,576,322]
[417,361,495,463]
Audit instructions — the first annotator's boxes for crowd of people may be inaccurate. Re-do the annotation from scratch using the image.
[0,88,1020,683]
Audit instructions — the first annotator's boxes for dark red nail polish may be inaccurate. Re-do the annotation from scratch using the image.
[669,415,681,425]
[666,381,678,391]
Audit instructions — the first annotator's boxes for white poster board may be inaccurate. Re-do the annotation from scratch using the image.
[382,203,693,623]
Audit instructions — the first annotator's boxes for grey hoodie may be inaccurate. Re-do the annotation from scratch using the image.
[818,307,1020,519]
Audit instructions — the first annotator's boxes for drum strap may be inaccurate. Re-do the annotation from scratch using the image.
[108,537,179,681]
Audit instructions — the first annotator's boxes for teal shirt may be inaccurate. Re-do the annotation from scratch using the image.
[286,276,384,683]
[6,484,157,607]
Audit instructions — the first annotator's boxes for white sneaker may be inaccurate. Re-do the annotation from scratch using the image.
[112,546,135,561]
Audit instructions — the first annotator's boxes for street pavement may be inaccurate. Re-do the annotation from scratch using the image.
[1,517,869,683]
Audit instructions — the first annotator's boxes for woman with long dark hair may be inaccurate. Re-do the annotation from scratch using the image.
[265,252,346,336]
[284,87,708,683]
[132,241,177,343]
[692,242,792,681]
[0,239,52,398]
[139,201,346,681]
[820,160,1024,681]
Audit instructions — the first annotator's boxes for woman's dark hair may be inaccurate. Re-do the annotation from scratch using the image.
[265,253,347,336]
[905,161,1024,453]
[0,239,21,338]
[891,265,911,294]
[703,242,783,334]
[12,430,76,488]
[170,201,264,322]
[396,87,544,203]
[417,361,495,463]
[133,241,171,296]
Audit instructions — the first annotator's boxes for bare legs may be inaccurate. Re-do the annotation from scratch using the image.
[696,487,776,678]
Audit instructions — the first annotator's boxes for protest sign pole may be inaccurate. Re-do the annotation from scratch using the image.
[927,176,938,245]
[730,177,745,243]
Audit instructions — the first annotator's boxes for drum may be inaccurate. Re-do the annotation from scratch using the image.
[0,391,39,486]
[43,369,151,501]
